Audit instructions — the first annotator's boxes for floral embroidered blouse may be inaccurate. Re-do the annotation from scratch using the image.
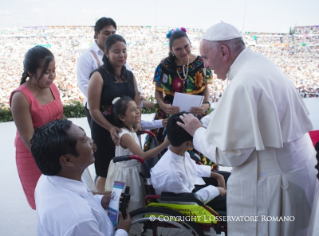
[154,56,212,96]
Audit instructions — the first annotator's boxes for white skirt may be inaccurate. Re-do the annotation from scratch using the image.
[105,159,146,212]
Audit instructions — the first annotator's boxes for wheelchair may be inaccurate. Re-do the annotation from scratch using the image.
[113,154,228,236]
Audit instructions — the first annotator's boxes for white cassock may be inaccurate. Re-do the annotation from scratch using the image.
[195,48,318,236]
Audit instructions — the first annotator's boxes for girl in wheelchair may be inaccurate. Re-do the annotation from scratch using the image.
[105,96,170,211]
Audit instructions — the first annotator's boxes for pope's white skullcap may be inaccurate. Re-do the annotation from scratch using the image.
[202,22,242,41]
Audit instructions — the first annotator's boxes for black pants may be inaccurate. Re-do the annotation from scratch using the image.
[84,103,92,129]
[193,171,231,212]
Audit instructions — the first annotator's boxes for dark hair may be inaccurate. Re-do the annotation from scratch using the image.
[20,46,54,85]
[112,96,134,129]
[30,119,79,176]
[166,112,193,147]
[167,30,190,71]
[94,17,117,39]
[102,34,129,82]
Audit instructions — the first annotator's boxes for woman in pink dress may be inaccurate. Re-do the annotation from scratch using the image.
[10,46,64,209]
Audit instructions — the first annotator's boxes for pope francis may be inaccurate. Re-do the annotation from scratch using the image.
[178,22,318,236]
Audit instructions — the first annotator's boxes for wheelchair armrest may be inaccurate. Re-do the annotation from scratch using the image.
[161,192,204,206]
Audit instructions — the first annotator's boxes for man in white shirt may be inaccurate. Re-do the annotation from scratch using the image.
[77,17,152,128]
[178,22,317,236]
[31,119,131,236]
[151,112,226,211]
[77,17,117,128]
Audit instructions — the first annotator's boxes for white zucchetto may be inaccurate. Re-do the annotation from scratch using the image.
[202,22,242,41]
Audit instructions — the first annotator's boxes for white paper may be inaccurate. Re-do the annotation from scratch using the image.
[107,181,125,227]
[172,92,204,112]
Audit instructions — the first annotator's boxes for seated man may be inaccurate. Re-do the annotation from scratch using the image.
[31,119,130,236]
[151,112,227,211]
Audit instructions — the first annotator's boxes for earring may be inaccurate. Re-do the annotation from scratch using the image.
[173,54,175,57]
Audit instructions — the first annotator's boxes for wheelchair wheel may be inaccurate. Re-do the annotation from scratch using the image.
[129,207,205,236]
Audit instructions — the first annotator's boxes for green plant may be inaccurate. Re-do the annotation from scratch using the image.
[63,101,86,118]
[141,103,159,114]
[0,100,214,122]
[0,105,13,122]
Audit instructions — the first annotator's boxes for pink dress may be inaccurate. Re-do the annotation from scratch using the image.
[10,83,63,209]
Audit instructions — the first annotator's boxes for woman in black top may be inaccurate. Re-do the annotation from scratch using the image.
[88,34,140,192]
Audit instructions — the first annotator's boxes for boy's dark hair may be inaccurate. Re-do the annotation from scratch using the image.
[112,96,134,129]
[94,17,117,39]
[166,112,193,147]
[30,119,79,176]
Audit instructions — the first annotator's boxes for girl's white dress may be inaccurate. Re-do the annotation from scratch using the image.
[105,128,146,212]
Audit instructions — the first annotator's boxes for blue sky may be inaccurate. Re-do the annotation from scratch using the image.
[1,0,318,33]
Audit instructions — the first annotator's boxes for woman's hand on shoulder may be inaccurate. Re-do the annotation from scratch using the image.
[110,126,122,146]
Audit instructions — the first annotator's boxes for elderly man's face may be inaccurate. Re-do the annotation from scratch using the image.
[200,40,228,80]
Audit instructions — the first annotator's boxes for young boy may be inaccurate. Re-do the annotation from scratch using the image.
[150,112,227,211]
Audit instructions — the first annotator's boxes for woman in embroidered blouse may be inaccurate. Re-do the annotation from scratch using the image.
[145,28,213,165]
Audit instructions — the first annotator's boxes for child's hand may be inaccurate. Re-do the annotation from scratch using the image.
[134,122,142,131]
[217,187,227,196]
[210,171,226,189]
[163,136,170,145]
[162,118,168,127]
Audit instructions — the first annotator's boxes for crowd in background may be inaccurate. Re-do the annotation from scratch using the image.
[0,25,318,108]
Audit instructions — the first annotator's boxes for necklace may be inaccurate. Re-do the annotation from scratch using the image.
[176,56,189,81]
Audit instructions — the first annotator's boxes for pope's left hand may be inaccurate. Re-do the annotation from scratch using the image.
[177,113,203,136]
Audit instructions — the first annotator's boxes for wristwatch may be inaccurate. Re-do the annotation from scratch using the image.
[203,101,211,110]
